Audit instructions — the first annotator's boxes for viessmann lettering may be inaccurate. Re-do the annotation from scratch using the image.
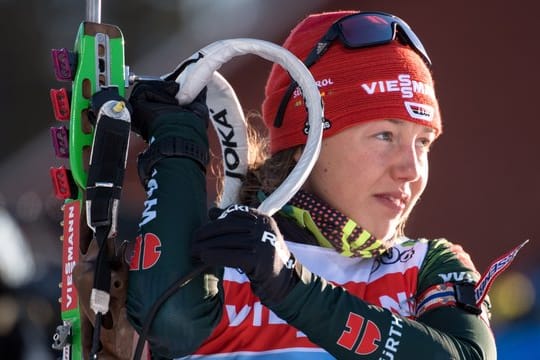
[225,301,306,338]
[64,205,76,308]
[62,202,79,311]
[361,74,435,99]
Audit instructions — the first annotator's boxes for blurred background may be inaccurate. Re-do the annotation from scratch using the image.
[0,0,538,359]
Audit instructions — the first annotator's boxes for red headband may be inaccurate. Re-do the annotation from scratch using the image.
[262,11,441,154]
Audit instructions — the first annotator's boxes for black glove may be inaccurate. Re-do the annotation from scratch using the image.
[192,205,301,305]
[128,80,208,141]
[88,86,130,126]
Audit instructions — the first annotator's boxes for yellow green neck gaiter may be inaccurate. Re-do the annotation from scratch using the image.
[283,190,387,258]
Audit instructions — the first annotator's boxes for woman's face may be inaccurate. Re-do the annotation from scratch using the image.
[303,119,437,241]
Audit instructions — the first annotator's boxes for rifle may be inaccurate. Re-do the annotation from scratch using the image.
[50,0,134,358]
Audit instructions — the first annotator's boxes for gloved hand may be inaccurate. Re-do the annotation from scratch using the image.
[89,86,130,126]
[192,205,301,305]
[128,80,208,141]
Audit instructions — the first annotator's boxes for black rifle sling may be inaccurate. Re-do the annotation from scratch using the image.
[85,92,131,358]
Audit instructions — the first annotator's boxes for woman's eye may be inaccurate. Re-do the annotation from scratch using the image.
[375,131,393,141]
[417,137,434,151]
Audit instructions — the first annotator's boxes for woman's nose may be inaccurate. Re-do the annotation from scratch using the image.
[391,143,423,182]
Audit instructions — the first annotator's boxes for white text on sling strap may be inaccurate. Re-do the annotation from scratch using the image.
[361,74,435,99]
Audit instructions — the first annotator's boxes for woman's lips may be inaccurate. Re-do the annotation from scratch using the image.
[374,192,409,214]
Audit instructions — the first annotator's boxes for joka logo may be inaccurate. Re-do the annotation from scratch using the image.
[337,312,381,355]
[129,233,162,270]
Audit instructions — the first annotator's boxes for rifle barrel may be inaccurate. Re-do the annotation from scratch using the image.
[86,0,101,23]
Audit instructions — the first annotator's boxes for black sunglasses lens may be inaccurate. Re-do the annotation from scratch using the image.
[339,13,431,66]
[339,14,394,47]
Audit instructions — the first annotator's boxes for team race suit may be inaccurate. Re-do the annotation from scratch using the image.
[126,114,496,360]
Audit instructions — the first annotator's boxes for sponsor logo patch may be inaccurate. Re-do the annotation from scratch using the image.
[129,233,162,270]
[337,312,381,355]
[404,101,434,121]
[62,201,80,312]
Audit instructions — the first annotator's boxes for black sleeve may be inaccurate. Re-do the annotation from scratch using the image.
[126,112,223,358]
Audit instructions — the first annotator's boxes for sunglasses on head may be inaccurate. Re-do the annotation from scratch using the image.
[274,11,432,127]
